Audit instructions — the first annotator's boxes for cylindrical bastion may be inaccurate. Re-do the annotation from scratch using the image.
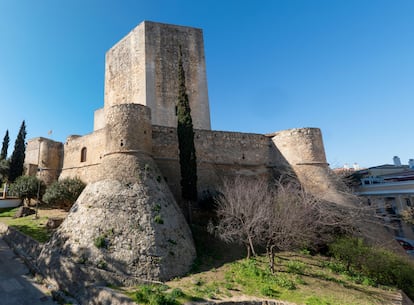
[271,128,335,197]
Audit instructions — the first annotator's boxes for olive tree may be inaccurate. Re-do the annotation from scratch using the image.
[9,175,43,204]
[43,177,86,211]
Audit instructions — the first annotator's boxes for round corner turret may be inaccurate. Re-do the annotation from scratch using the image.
[104,103,153,156]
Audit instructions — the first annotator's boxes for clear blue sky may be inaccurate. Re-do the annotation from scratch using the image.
[0,0,413,169]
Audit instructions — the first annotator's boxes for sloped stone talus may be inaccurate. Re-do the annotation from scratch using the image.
[38,174,195,282]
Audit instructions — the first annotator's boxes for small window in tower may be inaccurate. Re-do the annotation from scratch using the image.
[81,147,87,162]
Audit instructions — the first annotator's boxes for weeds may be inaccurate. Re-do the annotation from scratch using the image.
[226,258,296,297]
[286,260,306,274]
[94,235,107,249]
[306,296,332,305]
[132,284,193,305]
[154,215,164,224]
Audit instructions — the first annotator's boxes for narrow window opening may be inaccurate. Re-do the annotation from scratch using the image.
[120,139,124,147]
[81,147,87,162]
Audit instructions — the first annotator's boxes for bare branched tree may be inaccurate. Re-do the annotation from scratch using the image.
[209,176,273,258]
[211,175,358,272]
[265,182,320,272]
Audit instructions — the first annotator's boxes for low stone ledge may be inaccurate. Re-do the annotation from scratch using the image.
[0,222,42,274]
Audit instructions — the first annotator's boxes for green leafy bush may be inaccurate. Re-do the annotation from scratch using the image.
[329,237,414,299]
[42,177,85,210]
[9,175,44,202]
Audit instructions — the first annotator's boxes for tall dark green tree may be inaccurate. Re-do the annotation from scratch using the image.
[0,130,9,160]
[8,121,26,182]
[177,47,197,201]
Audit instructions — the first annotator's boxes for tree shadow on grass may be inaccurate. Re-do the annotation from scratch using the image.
[9,224,51,243]
[190,224,246,274]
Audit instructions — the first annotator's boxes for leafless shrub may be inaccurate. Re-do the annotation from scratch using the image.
[400,207,414,225]
[208,176,273,258]
[266,180,358,272]
[210,175,358,272]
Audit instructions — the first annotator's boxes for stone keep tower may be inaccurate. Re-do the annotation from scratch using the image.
[100,21,211,130]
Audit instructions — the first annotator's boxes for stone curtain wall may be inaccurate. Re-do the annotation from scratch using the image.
[27,124,328,201]
[59,129,105,183]
[152,125,290,199]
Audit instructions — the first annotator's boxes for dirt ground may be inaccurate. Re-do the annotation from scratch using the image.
[36,207,68,219]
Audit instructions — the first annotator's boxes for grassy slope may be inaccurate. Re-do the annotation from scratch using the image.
[164,253,399,305]
[121,225,402,305]
[0,207,52,242]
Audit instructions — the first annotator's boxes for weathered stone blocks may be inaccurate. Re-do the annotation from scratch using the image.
[38,176,195,283]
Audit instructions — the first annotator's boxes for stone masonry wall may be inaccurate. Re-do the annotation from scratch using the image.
[270,128,337,200]
[27,125,330,203]
[59,129,105,184]
[152,125,290,200]
[24,137,63,185]
[104,22,146,109]
[144,21,210,130]
[104,21,211,130]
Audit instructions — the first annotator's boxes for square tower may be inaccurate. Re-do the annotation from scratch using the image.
[104,21,211,130]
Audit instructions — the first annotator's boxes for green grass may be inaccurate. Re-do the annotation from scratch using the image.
[164,252,400,305]
[125,284,203,305]
[0,207,19,217]
[0,207,52,242]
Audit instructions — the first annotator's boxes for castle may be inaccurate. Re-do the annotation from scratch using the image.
[23,21,336,287]
[25,21,334,203]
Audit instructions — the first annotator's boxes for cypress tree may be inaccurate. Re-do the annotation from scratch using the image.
[9,121,27,182]
[0,130,9,160]
[177,47,197,201]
